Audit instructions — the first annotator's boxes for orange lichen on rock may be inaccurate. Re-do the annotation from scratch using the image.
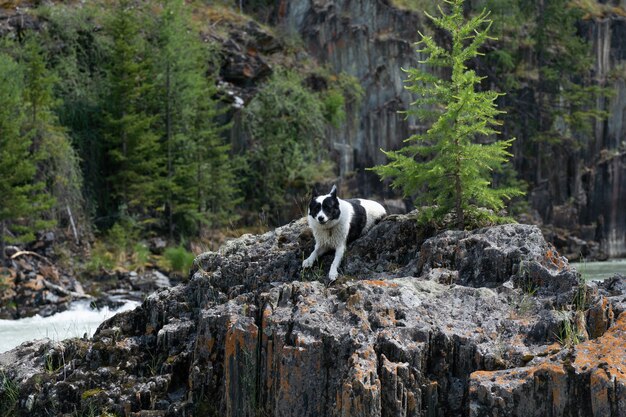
[224,318,259,416]
[337,346,382,416]
[544,247,569,271]
[362,279,399,287]
[573,313,626,381]
[586,296,615,339]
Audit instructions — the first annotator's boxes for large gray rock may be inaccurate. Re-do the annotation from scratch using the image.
[417,224,579,302]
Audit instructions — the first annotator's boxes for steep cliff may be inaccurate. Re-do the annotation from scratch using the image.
[1,215,623,416]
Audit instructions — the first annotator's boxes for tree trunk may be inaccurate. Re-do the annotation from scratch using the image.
[166,62,174,241]
[535,0,545,184]
[454,135,464,229]
[0,220,5,263]
[455,168,464,230]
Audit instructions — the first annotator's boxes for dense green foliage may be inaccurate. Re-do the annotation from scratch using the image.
[373,0,524,229]
[241,70,335,222]
[21,35,84,228]
[0,51,55,261]
[153,0,240,238]
[0,0,606,260]
[102,0,162,224]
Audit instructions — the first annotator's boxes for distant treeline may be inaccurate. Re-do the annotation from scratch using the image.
[0,0,351,254]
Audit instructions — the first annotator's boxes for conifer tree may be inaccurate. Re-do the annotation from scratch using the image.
[373,0,524,229]
[20,34,83,229]
[103,0,162,223]
[183,76,241,234]
[152,0,239,238]
[0,54,54,261]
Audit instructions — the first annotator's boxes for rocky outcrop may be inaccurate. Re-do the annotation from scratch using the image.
[3,213,622,417]
[470,311,626,416]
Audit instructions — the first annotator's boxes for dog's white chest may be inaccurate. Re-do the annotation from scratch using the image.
[311,220,349,249]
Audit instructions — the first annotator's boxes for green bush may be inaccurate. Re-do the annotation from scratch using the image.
[241,69,335,223]
[84,240,116,273]
[164,246,195,277]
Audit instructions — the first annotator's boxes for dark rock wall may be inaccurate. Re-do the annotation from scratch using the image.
[579,16,626,257]
[276,0,423,195]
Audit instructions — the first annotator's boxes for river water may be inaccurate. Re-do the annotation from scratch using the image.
[571,258,626,281]
[0,300,140,354]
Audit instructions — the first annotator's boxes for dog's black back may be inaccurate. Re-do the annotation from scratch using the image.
[346,199,367,244]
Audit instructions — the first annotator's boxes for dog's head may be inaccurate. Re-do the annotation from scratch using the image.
[308,185,340,226]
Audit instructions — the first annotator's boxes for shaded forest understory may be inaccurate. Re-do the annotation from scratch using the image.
[1,0,625,276]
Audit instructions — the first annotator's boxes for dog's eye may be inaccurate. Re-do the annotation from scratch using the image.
[309,202,321,214]
[322,199,337,210]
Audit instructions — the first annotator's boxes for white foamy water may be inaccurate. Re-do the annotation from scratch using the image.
[0,300,140,353]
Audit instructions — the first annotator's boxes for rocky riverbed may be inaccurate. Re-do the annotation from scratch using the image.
[0,212,624,416]
[0,245,172,320]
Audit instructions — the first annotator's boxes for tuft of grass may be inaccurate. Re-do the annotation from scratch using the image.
[129,243,150,272]
[163,246,196,278]
[574,256,589,312]
[555,311,584,348]
[84,241,116,273]
[81,388,103,400]
[0,371,19,417]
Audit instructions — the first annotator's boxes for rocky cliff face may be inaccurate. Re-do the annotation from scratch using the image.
[275,0,423,194]
[576,16,626,258]
[1,215,624,416]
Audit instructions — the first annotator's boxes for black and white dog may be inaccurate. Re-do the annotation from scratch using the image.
[302,185,387,281]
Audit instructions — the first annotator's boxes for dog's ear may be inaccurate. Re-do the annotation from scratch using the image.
[311,186,319,198]
[330,184,337,198]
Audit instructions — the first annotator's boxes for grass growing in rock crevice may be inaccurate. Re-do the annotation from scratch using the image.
[0,371,19,417]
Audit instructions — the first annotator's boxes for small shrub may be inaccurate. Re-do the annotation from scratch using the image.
[322,89,345,127]
[164,246,195,277]
[130,242,150,272]
[85,241,116,273]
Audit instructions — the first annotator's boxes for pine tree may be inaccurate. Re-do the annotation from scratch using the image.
[184,75,241,234]
[41,2,110,225]
[20,34,84,231]
[0,53,54,261]
[372,0,524,229]
[152,0,239,238]
[103,0,162,223]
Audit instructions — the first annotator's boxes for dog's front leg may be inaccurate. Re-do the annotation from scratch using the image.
[303,243,327,268]
[328,244,346,281]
